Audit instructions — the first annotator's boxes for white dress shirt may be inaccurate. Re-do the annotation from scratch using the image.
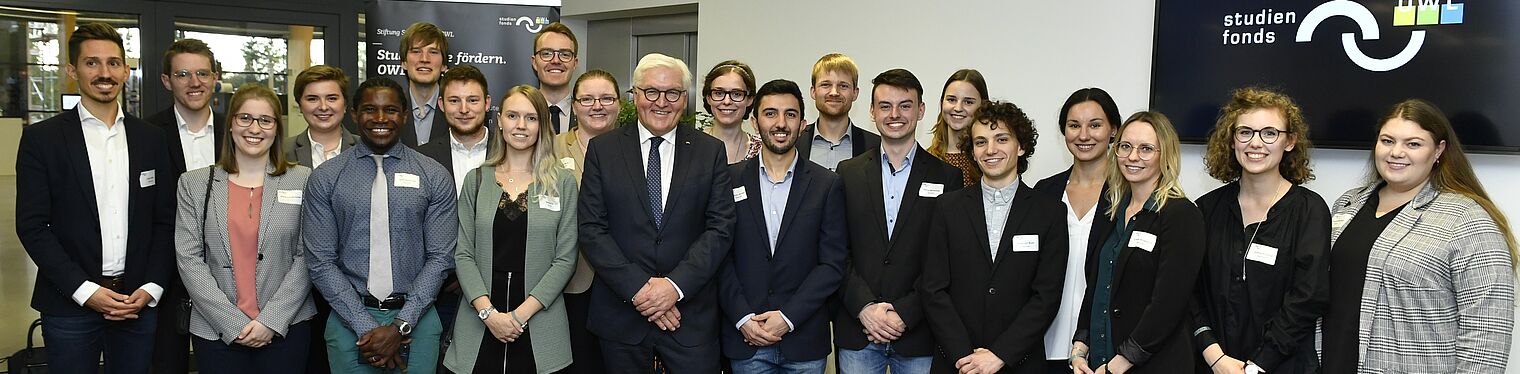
[637,123,683,300]
[1045,189,1095,359]
[73,106,163,306]
[550,93,574,134]
[174,107,217,170]
[448,132,490,193]
[308,131,343,168]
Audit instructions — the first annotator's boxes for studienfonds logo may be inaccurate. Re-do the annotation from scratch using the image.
[499,16,550,33]
[1295,0,1464,72]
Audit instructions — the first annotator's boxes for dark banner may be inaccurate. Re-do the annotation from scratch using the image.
[1152,0,1520,153]
[367,0,559,108]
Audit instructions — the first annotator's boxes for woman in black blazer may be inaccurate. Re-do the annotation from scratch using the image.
[1190,88,1328,374]
[1070,111,1204,374]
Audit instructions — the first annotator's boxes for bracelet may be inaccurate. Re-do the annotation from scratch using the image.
[1209,355,1225,368]
[508,310,527,327]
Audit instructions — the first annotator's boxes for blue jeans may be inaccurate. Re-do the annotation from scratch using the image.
[733,346,826,374]
[837,342,931,374]
[41,308,158,374]
[193,320,313,374]
[326,306,442,374]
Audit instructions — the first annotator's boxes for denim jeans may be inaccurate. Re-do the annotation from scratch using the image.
[836,342,931,374]
[41,308,159,374]
[732,346,826,374]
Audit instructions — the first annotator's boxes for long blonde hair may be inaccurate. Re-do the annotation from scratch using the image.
[488,84,562,197]
[1106,111,1187,219]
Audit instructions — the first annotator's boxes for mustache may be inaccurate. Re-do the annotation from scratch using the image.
[91,78,118,85]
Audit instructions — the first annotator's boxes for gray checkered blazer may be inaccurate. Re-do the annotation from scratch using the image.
[1318,181,1514,373]
[174,165,318,344]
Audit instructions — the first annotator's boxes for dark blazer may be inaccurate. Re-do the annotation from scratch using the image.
[1032,167,1114,259]
[414,131,497,180]
[16,108,176,315]
[920,182,1069,374]
[398,85,451,148]
[831,146,962,356]
[577,123,736,347]
[285,128,360,168]
[795,122,880,162]
[147,107,226,176]
[718,157,847,362]
[1073,197,1205,374]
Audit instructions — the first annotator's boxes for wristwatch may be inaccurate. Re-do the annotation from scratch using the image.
[394,319,413,336]
[477,306,497,321]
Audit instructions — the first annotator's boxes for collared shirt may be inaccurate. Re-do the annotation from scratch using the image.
[982,178,1018,260]
[448,132,490,193]
[734,152,800,333]
[1047,189,1095,359]
[550,93,574,134]
[173,107,217,169]
[636,123,684,300]
[303,141,457,334]
[72,106,163,306]
[308,131,343,168]
[1089,195,1159,366]
[808,121,854,171]
[410,83,439,145]
[880,144,917,239]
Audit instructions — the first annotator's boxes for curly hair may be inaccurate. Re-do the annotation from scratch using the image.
[1203,87,1315,184]
[965,100,1037,175]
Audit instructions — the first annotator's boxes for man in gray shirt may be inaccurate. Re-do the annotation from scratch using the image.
[798,53,879,170]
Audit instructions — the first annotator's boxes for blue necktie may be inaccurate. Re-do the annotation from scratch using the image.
[647,136,664,229]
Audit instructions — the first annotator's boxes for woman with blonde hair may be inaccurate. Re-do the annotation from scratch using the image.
[1320,99,1514,373]
[1070,111,1204,374]
[443,84,579,373]
[1191,88,1328,374]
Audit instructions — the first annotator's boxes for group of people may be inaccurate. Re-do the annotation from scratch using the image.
[15,19,1516,374]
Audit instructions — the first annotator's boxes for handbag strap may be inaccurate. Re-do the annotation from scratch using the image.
[200,168,213,263]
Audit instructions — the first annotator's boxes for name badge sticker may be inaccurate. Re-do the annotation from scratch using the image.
[539,195,561,212]
[139,170,156,188]
[394,173,421,188]
[918,183,944,198]
[277,190,303,205]
[1246,243,1279,266]
[733,187,748,202]
[560,157,576,170]
[1129,231,1157,252]
[1010,235,1040,252]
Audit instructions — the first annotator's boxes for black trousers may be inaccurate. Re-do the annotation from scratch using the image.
[149,276,189,374]
[560,291,605,374]
[600,332,719,374]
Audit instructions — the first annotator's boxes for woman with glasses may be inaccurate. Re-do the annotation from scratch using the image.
[550,69,619,374]
[174,84,316,373]
[1191,88,1328,374]
[1070,111,1204,374]
[1038,87,1121,374]
[1320,99,1514,373]
[700,60,761,164]
[927,69,988,187]
[444,84,579,374]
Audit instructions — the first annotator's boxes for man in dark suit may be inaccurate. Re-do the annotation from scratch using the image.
[833,68,962,374]
[144,38,224,373]
[919,101,1069,374]
[533,22,580,134]
[578,52,736,374]
[416,64,495,193]
[288,65,360,170]
[718,79,846,372]
[396,22,451,148]
[799,53,879,171]
[15,23,176,373]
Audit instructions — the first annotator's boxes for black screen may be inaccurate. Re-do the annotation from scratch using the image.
[1152,0,1520,153]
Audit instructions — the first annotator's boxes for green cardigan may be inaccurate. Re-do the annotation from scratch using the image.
[443,165,578,373]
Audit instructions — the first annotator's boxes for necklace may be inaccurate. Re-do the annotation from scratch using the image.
[497,169,532,184]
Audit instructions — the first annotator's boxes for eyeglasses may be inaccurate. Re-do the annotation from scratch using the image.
[534,49,576,62]
[234,113,277,130]
[706,89,748,103]
[1234,127,1291,144]
[630,87,687,103]
[171,69,214,81]
[576,96,618,107]
[1114,141,1158,161]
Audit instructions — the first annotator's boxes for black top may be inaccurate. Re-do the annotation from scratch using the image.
[1191,184,1330,373]
[1322,190,1404,373]
[477,191,534,373]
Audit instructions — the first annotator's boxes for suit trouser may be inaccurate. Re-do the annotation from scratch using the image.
[191,319,313,374]
[325,306,442,374]
[149,277,190,374]
[601,330,720,374]
[41,307,158,374]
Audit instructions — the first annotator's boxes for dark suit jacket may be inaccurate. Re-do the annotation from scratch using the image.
[414,131,497,180]
[1032,166,1115,296]
[16,108,176,315]
[718,157,847,361]
[1073,197,1205,374]
[796,122,880,162]
[397,87,500,148]
[285,128,360,168]
[147,107,225,177]
[577,123,736,346]
[831,146,962,356]
[920,182,1069,374]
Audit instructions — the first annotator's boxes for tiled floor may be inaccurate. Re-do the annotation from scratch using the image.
[0,175,43,360]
